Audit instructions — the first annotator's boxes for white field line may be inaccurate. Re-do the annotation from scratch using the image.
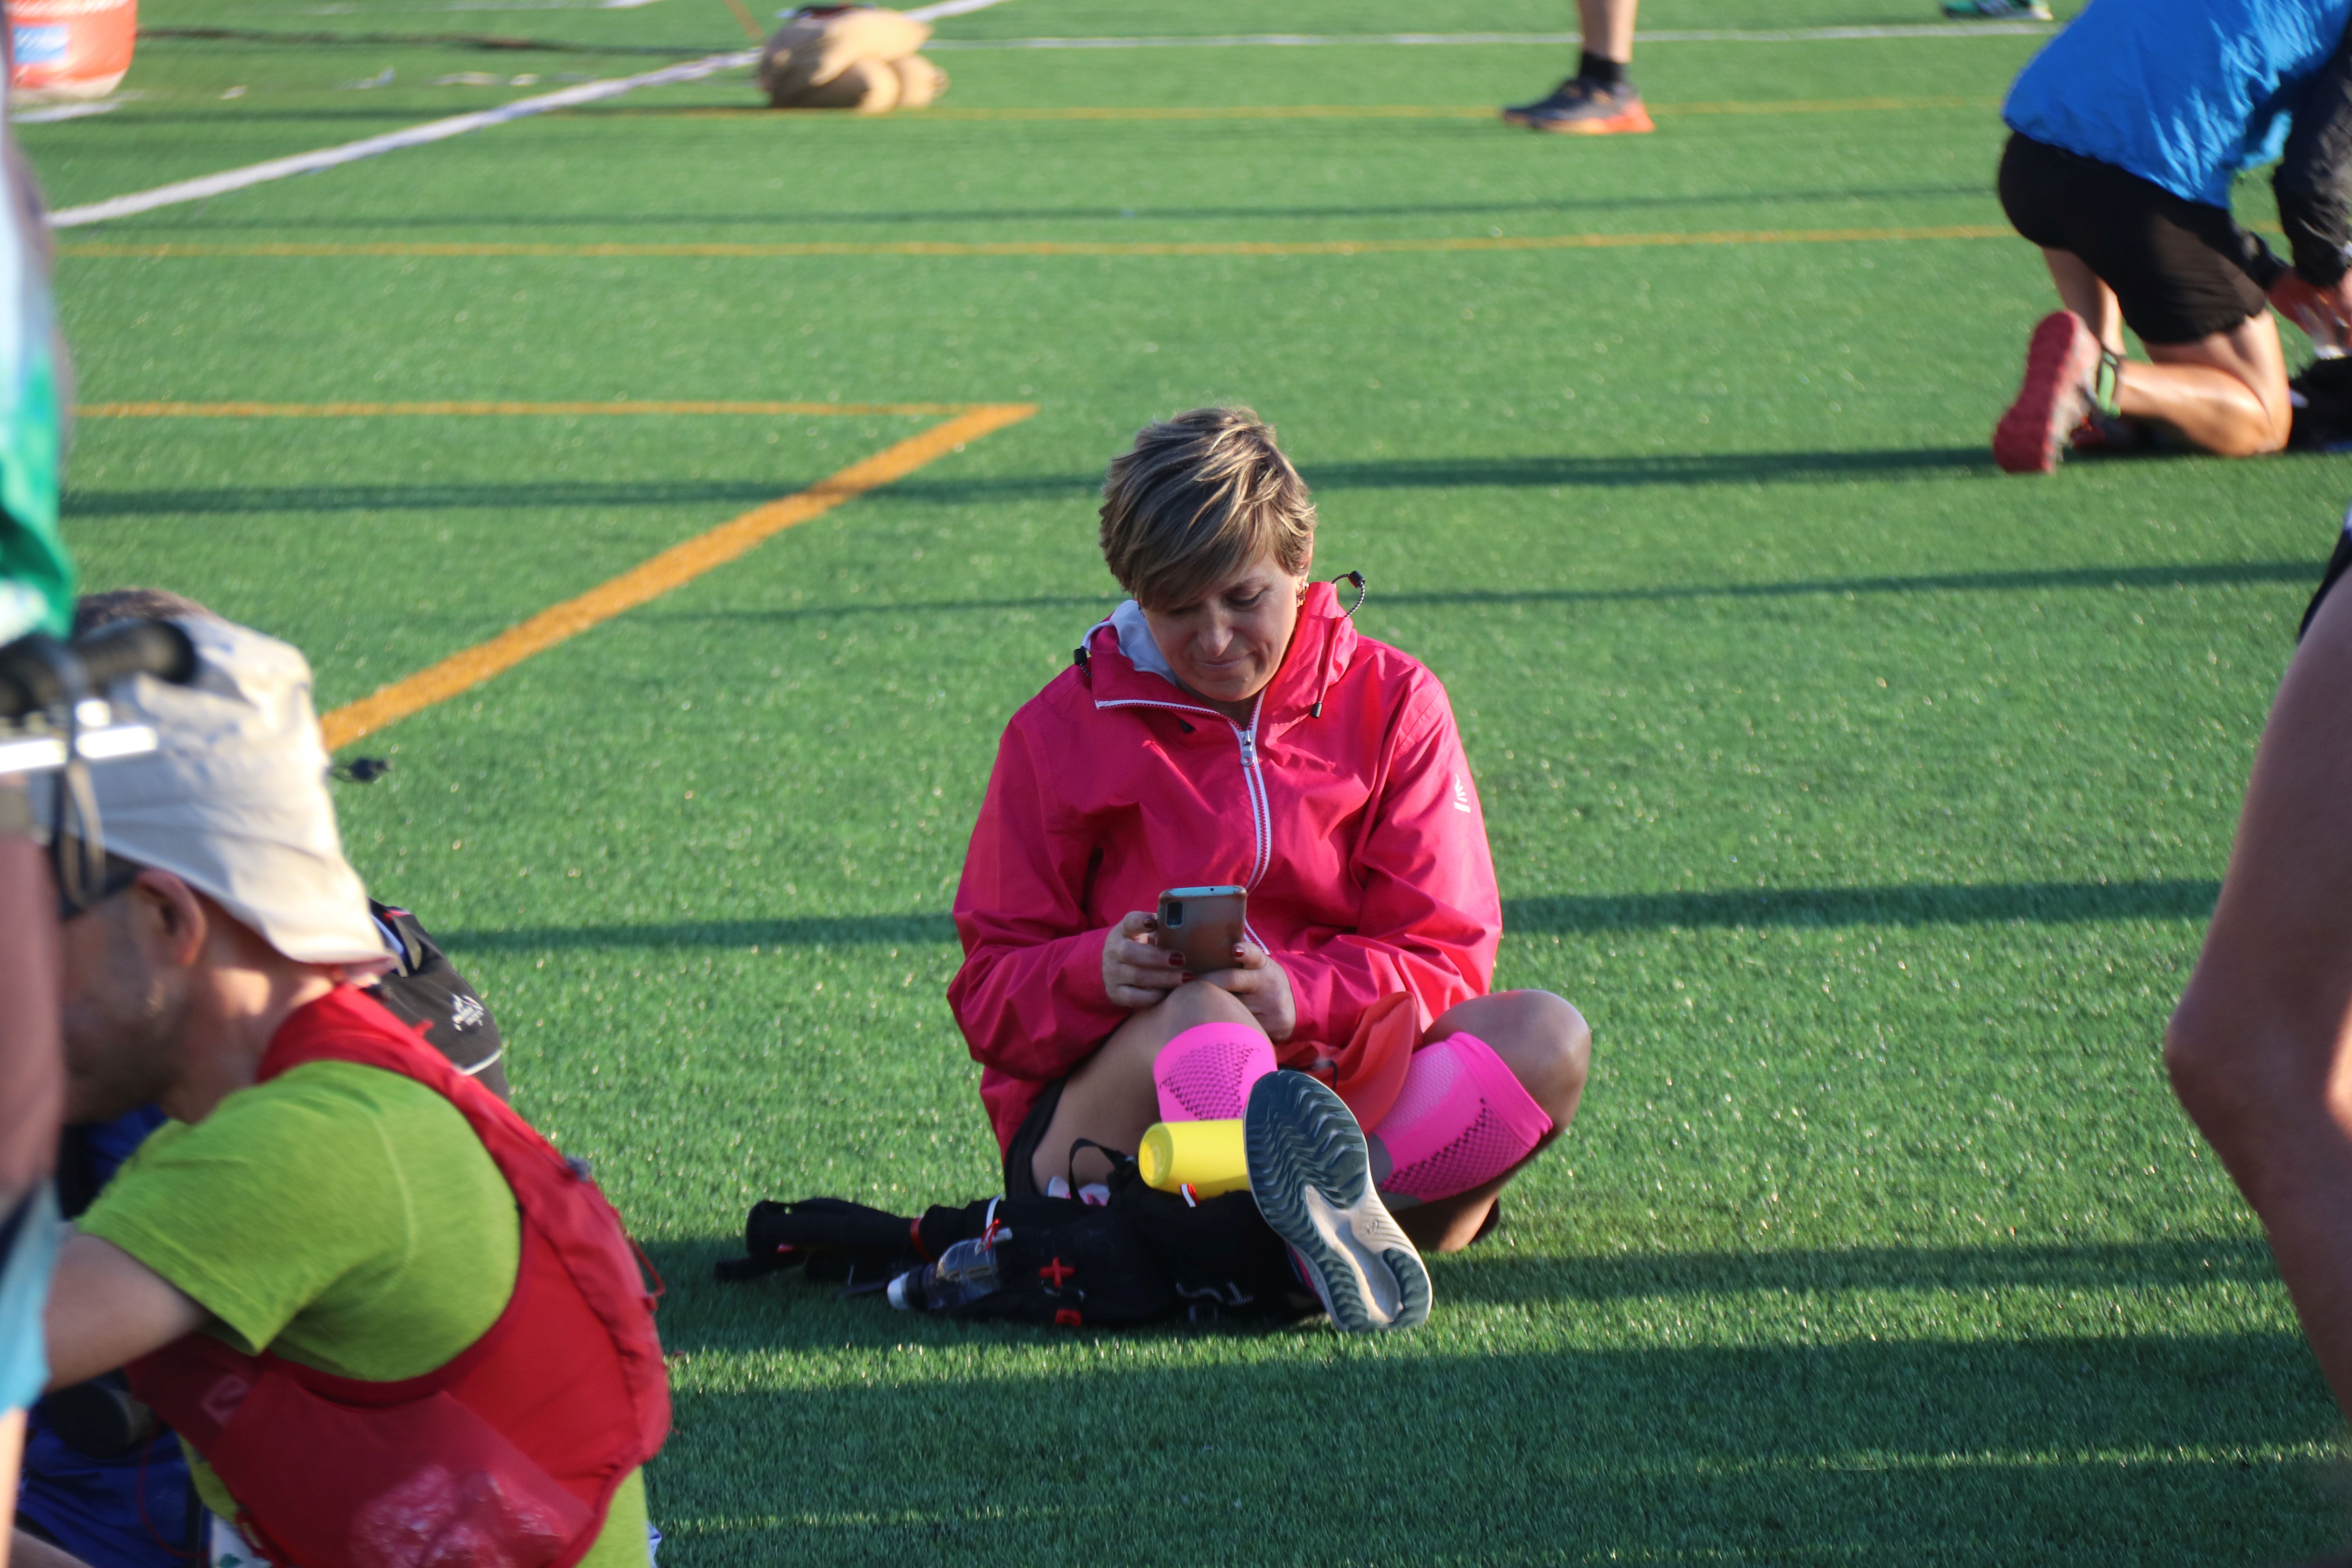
[927,22,2053,49]
[901,0,1023,18]
[49,50,753,227]
[12,98,127,123]
[47,0,1008,229]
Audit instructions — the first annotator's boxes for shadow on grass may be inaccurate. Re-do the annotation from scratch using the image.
[96,180,1994,234]
[644,1234,2281,1362]
[1376,561,2310,608]
[62,449,1991,520]
[1303,446,2004,488]
[1433,1234,2280,1304]
[66,440,2246,524]
[639,1304,2341,1563]
[633,560,2310,632]
[1503,879,2219,933]
[439,878,2218,956]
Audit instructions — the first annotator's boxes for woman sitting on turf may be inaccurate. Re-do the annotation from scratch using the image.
[946,407,1590,1332]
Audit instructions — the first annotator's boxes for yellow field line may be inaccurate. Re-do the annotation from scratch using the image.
[76,399,981,418]
[63,225,2011,263]
[568,95,1996,121]
[317,401,1036,750]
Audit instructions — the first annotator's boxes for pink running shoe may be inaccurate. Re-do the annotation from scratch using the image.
[1994,310,2103,474]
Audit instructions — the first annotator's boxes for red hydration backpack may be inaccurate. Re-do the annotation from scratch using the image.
[126,986,670,1568]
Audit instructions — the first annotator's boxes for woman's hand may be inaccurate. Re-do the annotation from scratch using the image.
[1201,942,1296,1043]
[1102,911,1187,1010]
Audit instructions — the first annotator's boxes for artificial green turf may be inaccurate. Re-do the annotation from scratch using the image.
[29,0,2352,1559]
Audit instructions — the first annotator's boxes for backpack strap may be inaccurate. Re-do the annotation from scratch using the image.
[1064,1138,1132,1196]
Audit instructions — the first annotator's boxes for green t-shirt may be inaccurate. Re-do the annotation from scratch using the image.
[80,1061,650,1567]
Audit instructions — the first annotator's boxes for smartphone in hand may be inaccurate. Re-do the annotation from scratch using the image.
[1156,886,1247,975]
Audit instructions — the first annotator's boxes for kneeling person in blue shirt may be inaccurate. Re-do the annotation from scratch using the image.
[1991,0,2352,471]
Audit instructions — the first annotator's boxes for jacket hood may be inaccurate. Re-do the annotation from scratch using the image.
[1076,577,1363,725]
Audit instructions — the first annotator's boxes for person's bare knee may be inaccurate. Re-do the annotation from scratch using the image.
[2138,313,2294,455]
[1031,982,1266,1190]
[1153,978,1260,1035]
[2164,976,2257,1143]
[1088,980,1260,1076]
[1432,989,1591,1122]
[2166,962,2347,1175]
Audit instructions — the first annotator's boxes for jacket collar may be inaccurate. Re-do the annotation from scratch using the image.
[1080,579,1360,728]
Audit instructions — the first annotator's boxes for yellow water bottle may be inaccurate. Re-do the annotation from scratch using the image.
[1137,1118,1251,1198]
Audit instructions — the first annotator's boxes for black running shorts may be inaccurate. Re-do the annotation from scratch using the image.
[1998,132,2270,345]
[1002,1077,1067,1199]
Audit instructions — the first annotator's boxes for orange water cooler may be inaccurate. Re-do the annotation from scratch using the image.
[7,0,136,102]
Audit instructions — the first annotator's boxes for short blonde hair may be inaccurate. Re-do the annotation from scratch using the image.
[1098,407,1316,610]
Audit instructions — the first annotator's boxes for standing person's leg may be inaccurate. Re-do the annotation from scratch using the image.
[1578,0,1638,69]
[1501,0,1651,134]
[2167,556,2352,1421]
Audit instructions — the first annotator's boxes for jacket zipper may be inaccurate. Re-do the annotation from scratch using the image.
[1096,693,1275,892]
[1234,694,1271,890]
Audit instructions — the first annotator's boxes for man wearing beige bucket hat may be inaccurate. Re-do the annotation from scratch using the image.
[28,614,668,1568]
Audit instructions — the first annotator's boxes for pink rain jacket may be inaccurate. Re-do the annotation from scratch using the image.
[949,580,1503,1153]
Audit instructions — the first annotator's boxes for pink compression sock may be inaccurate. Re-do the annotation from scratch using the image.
[1368,1032,1553,1202]
[1153,1022,1276,1123]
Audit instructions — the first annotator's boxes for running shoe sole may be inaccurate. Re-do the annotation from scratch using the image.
[1524,104,1656,133]
[1527,103,1655,134]
[1993,310,2100,474]
[1244,1071,1432,1332]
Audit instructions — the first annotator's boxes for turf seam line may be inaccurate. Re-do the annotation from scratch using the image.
[64,225,2013,261]
[316,402,1035,750]
[564,95,1997,121]
[77,399,985,417]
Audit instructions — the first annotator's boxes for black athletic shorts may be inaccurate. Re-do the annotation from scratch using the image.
[1001,1077,1066,1199]
[1998,132,2270,345]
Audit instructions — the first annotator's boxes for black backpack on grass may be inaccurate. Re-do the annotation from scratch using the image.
[717,1157,1317,1328]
